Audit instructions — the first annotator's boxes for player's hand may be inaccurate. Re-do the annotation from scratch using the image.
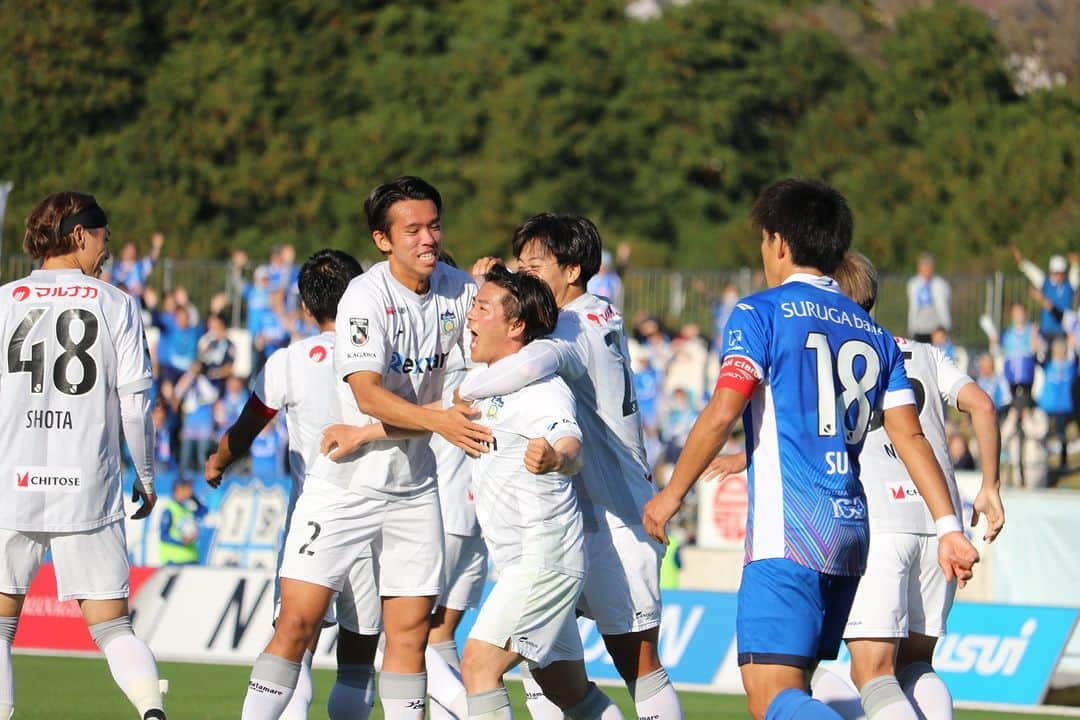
[701,452,746,483]
[130,485,158,520]
[204,454,226,488]
[436,405,492,457]
[321,424,368,460]
[524,438,560,474]
[1011,246,1024,265]
[937,532,979,589]
[971,487,1005,542]
[470,256,502,283]
[151,232,165,250]
[643,488,682,545]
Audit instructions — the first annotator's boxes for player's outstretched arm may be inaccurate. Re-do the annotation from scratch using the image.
[458,340,565,401]
[883,404,980,586]
[957,383,1005,542]
[643,388,748,544]
[347,371,492,456]
[204,396,276,488]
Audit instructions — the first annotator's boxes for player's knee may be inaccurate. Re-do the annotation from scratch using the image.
[459,648,497,690]
[274,610,319,649]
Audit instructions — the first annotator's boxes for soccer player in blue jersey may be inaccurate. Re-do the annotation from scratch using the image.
[643,178,978,720]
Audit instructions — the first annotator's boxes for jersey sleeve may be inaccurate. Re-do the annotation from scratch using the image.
[715,300,769,397]
[882,338,916,410]
[930,345,974,408]
[459,337,581,401]
[335,283,389,379]
[116,293,154,397]
[252,347,288,411]
[529,380,582,446]
[458,279,478,368]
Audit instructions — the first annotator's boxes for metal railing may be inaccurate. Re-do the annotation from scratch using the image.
[0,255,1049,356]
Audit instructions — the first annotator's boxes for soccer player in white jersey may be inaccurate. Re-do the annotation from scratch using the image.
[810,252,1005,720]
[643,179,979,720]
[461,263,623,720]
[0,192,166,719]
[241,177,491,720]
[206,249,381,720]
[458,214,682,720]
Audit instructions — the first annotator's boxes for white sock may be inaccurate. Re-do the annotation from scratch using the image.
[467,687,513,720]
[811,665,865,720]
[520,664,564,720]
[630,668,683,720]
[380,670,427,720]
[328,664,376,720]
[426,642,468,719]
[89,618,165,718]
[567,683,624,720]
[898,663,953,720]
[0,617,16,719]
[242,652,301,719]
[860,676,918,720]
[279,649,314,720]
[432,697,461,720]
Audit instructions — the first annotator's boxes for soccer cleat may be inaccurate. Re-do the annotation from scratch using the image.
[143,710,166,720]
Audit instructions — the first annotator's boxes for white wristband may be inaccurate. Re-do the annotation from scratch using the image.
[935,515,963,538]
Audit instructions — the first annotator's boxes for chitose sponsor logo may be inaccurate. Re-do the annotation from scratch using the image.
[15,466,81,491]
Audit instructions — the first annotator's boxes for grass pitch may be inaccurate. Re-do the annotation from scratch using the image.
[10,654,1077,719]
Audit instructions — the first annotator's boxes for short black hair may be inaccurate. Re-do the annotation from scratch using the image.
[364,176,442,236]
[299,249,363,324]
[750,178,853,275]
[483,264,559,343]
[511,212,601,288]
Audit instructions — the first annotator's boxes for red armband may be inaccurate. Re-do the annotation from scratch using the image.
[245,394,279,420]
[715,355,761,399]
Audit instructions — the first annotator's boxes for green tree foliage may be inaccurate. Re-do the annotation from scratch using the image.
[0,0,1076,271]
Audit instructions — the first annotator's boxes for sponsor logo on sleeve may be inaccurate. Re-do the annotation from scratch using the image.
[15,466,82,492]
[308,345,327,363]
[727,329,744,351]
[349,318,369,347]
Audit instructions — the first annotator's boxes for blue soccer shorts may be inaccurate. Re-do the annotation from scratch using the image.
[736,557,860,669]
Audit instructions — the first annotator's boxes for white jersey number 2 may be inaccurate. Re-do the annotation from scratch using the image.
[7,307,99,396]
[805,332,880,446]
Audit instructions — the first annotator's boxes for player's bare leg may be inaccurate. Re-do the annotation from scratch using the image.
[328,629,380,720]
[380,594,436,720]
[530,659,624,719]
[428,605,468,719]
[0,593,23,720]
[847,638,918,719]
[80,597,166,720]
[244,578,333,719]
[603,628,682,719]
[897,633,953,719]
[460,637,522,720]
[741,662,842,720]
[279,627,323,720]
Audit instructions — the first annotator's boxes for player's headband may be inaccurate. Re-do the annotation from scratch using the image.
[59,204,108,236]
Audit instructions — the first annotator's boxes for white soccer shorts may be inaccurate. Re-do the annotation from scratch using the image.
[844,532,956,640]
[0,521,129,602]
[279,480,444,598]
[468,562,584,669]
[440,532,487,612]
[577,523,664,635]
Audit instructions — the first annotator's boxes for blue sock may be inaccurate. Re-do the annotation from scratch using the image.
[766,688,844,719]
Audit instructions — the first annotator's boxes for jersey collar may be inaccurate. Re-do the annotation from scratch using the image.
[782,273,840,293]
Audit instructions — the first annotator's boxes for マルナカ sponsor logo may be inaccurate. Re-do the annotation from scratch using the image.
[14,466,82,492]
[308,345,327,363]
[25,410,73,430]
[349,318,369,346]
[12,285,99,302]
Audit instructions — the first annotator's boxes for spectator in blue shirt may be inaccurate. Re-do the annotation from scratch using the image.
[111,232,164,295]
[158,305,203,385]
[1015,247,1078,343]
[974,353,1012,419]
[995,302,1040,403]
[1038,338,1076,474]
[198,313,236,394]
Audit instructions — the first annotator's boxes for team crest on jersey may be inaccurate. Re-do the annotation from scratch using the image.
[727,329,744,351]
[486,396,504,418]
[440,309,458,336]
[349,318,369,346]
